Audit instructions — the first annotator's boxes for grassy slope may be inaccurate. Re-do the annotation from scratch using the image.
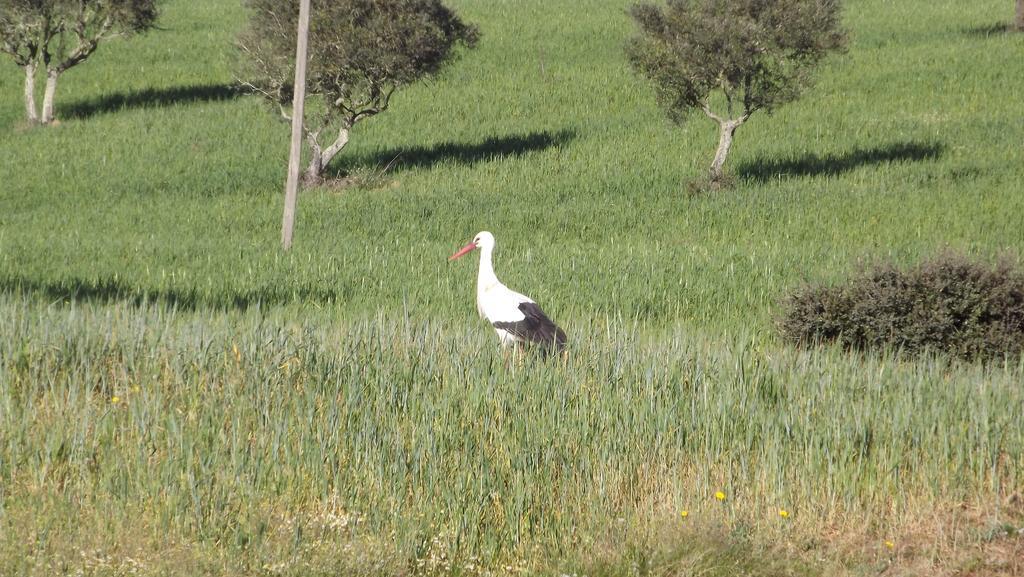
[1,0,1021,329]
[0,0,1023,575]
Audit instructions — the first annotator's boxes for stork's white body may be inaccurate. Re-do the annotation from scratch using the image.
[476,244,534,345]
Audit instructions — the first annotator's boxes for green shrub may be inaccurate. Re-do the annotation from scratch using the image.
[779,253,1024,360]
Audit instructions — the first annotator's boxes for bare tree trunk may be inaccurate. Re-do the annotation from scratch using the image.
[709,119,743,183]
[24,63,39,123]
[304,140,324,184]
[303,127,350,184]
[40,70,60,124]
[1016,0,1024,32]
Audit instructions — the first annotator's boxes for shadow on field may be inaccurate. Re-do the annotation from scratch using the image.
[62,83,243,120]
[0,275,347,311]
[738,141,944,183]
[342,129,576,175]
[961,22,1014,37]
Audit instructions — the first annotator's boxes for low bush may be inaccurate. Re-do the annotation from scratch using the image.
[779,253,1024,360]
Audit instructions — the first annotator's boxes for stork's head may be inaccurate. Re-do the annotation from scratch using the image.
[448,231,494,261]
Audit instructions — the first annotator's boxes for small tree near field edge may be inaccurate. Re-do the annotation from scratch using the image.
[626,0,846,187]
[0,0,158,125]
[237,0,479,185]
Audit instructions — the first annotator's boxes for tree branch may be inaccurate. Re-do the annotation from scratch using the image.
[319,125,350,166]
[349,84,395,125]
[699,99,724,124]
[276,101,293,122]
[52,12,112,73]
[0,36,35,66]
[741,73,759,120]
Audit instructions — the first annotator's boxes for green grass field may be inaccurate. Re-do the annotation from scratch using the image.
[1,0,1023,575]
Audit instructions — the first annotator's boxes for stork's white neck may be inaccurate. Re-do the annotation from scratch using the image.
[477,243,499,291]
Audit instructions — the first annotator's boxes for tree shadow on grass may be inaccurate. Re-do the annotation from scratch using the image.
[338,128,577,176]
[0,275,348,312]
[737,141,944,183]
[61,83,243,120]
[961,22,1014,37]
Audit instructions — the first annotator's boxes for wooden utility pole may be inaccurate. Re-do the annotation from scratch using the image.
[282,0,312,250]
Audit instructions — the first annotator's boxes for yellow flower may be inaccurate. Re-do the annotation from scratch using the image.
[111,396,120,404]
[884,540,895,550]
[779,509,789,518]
[680,510,689,519]
[131,385,141,393]
[714,491,726,502]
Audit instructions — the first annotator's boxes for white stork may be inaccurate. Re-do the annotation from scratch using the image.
[448,231,567,353]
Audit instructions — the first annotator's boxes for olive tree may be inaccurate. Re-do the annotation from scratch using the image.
[0,0,158,124]
[627,0,846,185]
[237,0,479,184]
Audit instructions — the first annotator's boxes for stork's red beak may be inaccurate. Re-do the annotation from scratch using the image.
[448,242,477,261]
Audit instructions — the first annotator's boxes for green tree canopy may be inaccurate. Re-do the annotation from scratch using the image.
[0,0,159,124]
[237,0,479,184]
[627,0,846,185]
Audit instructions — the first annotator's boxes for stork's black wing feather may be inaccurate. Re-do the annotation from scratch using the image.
[492,302,567,352]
